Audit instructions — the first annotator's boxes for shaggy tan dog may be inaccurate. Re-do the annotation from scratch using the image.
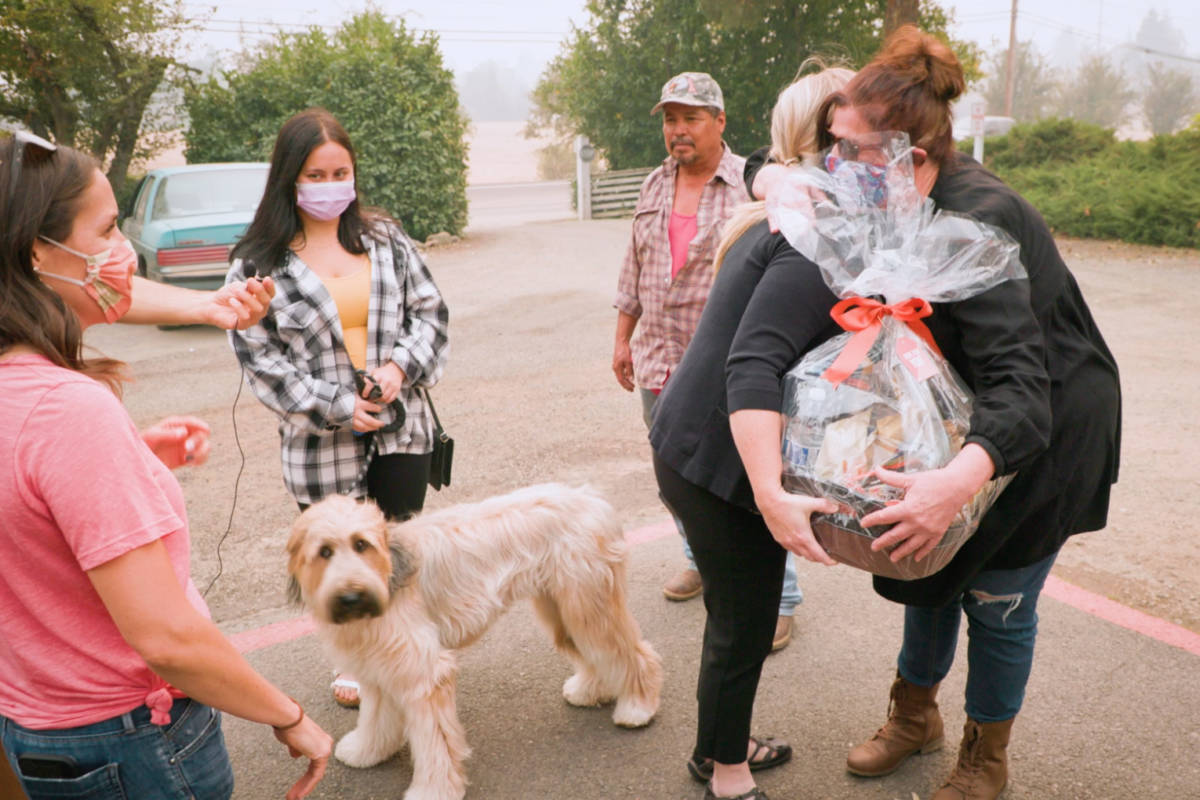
[286,483,663,800]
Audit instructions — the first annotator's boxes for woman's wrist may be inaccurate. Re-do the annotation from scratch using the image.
[948,443,996,498]
[752,481,788,514]
[272,696,305,731]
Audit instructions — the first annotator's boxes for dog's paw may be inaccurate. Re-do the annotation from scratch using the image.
[612,696,658,728]
[562,671,605,707]
[403,784,465,800]
[335,728,389,768]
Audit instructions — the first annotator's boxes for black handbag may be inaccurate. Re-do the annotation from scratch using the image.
[423,388,453,490]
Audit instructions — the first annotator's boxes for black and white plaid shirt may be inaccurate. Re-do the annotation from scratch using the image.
[226,221,449,504]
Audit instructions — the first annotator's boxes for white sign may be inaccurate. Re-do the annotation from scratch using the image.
[971,102,986,137]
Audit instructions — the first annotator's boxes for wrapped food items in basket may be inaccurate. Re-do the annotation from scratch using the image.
[775,132,1022,580]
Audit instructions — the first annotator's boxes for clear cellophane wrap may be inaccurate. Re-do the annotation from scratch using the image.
[774,133,1025,580]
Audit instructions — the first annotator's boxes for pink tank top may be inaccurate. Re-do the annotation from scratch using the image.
[668,210,698,280]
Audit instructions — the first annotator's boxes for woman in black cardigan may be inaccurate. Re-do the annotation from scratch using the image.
[651,27,1120,800]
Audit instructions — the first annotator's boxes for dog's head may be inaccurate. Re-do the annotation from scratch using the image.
[286,495,416,624]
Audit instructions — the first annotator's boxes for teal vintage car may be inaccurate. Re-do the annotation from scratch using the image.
[120,163,270,289]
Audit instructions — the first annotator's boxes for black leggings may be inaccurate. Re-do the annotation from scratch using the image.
[653,452,787,766]
[298,452,432,521]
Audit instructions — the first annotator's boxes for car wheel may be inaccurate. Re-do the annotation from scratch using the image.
[137,257,147,278]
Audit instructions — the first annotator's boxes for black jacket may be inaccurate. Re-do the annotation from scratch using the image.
[651,153,1121,606]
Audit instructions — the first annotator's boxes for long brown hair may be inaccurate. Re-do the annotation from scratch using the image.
[817,26,965,167]
[231,108,386,276]
[0,136,129,394]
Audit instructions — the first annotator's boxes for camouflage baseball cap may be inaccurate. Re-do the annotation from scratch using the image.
[650,72,725,115]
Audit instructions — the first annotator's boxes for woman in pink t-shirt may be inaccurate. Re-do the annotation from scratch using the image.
[0,134,332,799]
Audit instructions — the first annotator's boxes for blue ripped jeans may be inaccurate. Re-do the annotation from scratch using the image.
[1,698,234,800]
[897,552,1058,723]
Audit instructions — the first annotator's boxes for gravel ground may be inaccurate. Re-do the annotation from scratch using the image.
[85,221,1200,636]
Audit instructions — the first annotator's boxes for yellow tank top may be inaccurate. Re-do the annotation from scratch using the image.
[320,262,371,370]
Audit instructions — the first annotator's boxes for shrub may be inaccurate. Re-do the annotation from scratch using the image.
[983,128,1200,248]
[184,12,467,241]
[967,117,1117,171]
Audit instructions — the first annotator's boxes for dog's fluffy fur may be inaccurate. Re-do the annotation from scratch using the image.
[287,483,663,800]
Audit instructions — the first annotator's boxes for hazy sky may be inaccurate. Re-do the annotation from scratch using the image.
[184,0,1199,79]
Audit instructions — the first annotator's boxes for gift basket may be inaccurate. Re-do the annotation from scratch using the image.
[773,133,1025,580]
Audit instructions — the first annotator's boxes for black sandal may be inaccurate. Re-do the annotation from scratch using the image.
[703,783,770,800]
[687,736,793,783]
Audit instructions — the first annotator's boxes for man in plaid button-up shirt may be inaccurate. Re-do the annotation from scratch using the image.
[611,72,747,602]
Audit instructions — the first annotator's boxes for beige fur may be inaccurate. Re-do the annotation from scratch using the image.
[287,483,663,800]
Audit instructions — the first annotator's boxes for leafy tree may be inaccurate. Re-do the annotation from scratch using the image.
[0,0,190,192]
[1122,9,1191,80]
[1142,64,1198,135]
[980,41,1057,122]
[1051,55,1132,129]
[185,11,468,240]
[885,0,919,36]
[528,0,972,171]
[458,60,531,122]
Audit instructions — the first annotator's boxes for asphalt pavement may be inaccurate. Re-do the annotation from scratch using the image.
[73,183,1200,800]
[223,526,1200,800]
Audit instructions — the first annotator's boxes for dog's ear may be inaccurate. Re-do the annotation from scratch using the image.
[286,575,304,607]
[388,539,417,593]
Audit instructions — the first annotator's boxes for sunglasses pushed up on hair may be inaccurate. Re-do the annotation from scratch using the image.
[6,130,58,205]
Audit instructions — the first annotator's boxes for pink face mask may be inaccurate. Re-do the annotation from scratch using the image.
[35,234,136,325]
[295,180,357,221]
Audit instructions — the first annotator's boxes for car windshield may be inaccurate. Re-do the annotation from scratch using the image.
[152,168,268,220]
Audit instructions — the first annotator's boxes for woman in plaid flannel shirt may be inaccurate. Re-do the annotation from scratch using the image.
[226,109,449,708]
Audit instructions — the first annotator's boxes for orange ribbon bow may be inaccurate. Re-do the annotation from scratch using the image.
[821,296,942,386]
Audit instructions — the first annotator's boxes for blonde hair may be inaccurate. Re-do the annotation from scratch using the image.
[713,61,854,272]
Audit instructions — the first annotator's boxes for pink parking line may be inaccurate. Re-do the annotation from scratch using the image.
[230,520,1200,659]
[230,617,316,654]
[1042,575,1200,657]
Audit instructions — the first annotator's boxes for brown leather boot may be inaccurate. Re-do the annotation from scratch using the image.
[846,673,944,777]
[930,717,1014,800]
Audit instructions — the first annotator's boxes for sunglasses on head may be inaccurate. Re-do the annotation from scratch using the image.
[6,130,58,206]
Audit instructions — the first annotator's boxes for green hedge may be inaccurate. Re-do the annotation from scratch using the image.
[183,11,467,241]
[960,119,1200,248]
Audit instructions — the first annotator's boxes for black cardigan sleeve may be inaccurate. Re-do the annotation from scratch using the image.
[743,146,771,200]
[944,279,1052,476]
[725,235,840,413]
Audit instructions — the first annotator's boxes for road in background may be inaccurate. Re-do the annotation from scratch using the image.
[466,180,573,231]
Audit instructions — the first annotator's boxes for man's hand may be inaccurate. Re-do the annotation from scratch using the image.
[612,339,635,391]
[201,277,276,330]
[141,416,211,469]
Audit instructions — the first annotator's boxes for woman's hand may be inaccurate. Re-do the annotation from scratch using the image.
[352,395,385,433]
[757,488,839,566]
[273,715,333,800]
[859,444,996,563]
[765,170,822,234]
[729,408,838,565]
[367,361,406,404]
[141,416,210,469]
[202,277,276,330]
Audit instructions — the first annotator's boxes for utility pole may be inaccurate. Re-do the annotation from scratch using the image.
[884,0,920,36]
[1004,0,1018,118]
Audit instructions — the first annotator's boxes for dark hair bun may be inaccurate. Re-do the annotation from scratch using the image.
[879,25,965,103]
